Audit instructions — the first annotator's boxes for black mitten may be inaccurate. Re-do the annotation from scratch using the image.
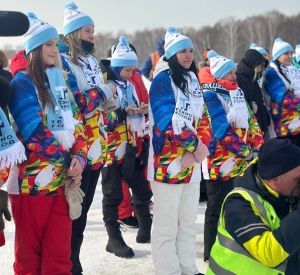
[0,76,11,109]
[0,190,11,231]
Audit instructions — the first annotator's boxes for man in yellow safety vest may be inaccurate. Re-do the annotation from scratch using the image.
[207,138,300,275]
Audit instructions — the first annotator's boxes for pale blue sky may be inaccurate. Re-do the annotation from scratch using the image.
[0,0,300,48]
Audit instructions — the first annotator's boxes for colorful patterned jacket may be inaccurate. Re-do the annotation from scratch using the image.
[201,71,263,181]
[61,53,113,170]
[264,64,300,137]
[0,168,9,183]
[9,72,87,196]
[149,70,212,184]
[99,59,150,167]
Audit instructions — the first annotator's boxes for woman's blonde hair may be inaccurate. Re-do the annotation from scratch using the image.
[253,64,265,82]
[64,30,83,65]
[0,50,9,67]
[64,28,96,65]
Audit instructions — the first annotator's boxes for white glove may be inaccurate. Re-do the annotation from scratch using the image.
[65,179,85,220]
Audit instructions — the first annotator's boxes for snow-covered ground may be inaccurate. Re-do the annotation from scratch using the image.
[1,183,208,274]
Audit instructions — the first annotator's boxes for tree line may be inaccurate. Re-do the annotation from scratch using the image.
[93,10,300,66]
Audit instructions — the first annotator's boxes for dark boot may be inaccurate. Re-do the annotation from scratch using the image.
[136,216,152,243]
[105,223,134,258]
[134,203,152,243]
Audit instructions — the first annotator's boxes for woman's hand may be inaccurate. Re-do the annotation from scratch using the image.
[68,158,83,179]
[107,83,117,95]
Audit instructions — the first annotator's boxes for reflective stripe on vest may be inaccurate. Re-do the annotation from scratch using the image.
[208,256,235,275]
[207,187,287,275]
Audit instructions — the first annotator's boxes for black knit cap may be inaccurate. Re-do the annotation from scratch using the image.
[258,138,300,179]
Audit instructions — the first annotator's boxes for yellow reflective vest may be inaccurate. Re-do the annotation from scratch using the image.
[207,187,287,275]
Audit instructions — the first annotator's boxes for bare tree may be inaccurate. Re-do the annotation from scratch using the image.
[92,10,300,67]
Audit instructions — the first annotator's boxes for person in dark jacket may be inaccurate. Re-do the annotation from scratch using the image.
[0,50,12,82]
[207,138,300,275]
[237,49,270,136]
[140,37,164,80]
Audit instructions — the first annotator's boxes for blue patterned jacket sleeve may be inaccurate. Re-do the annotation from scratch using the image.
[150,71,198,153]
[61,55,112,115]
[9,72,71,168]
[204,90,248,157]
[264,67,300,121]
[264,67,286,104]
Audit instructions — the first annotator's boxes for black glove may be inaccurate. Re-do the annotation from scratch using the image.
[0,76,11,109]
[0,190,11,231]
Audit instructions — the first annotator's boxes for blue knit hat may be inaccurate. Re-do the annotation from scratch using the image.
[63,1,94,36]
[207,50,236,79]
[295,44,300,63]
[111,36,138,67]
[272,38,293,61]
[164,27,193,60]
[250,43,267,56]
[23,12,58,54]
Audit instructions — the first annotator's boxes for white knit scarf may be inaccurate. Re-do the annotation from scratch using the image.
[171,71,204,135]
[227,88,249,129]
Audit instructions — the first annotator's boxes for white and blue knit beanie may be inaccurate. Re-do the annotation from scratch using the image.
[23,12,58,54]
[208,50,236,79]
[272,38,293,61]
[164,27,193,60]
[111,36,138,67]
[63,1,94,36]
[249,43,267,56]
[295,44,300,63]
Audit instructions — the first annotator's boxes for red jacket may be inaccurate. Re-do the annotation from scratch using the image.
[10,50,27,77]
[128,70,149,104]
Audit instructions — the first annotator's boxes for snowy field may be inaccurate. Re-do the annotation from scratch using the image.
[1,182,208,275]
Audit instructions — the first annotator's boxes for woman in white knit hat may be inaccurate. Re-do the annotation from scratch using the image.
[149,27,211,275]
[264,38,300,147]
[60,1,117,274]
[99,35,152,259]
[9,12,87,274]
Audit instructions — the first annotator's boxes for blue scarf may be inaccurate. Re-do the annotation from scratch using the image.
[113,80,146,137]
[0,108,26,169]
[45,67,78,150]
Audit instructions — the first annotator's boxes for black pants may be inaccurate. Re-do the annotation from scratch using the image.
[71,167,101,275]
[203,178,234,260]
[101,162,152,225]
[289,134,300,148]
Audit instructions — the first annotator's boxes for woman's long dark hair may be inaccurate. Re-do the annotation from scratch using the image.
[167,54,198,96]
[274,59,291,84]
[27,46,54,110]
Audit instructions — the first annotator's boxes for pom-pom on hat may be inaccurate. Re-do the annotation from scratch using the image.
[257,138,300,180]
[111,36,138,67]
[23,12,58,54]
[208,50,236,79]
[63,1,94,36]
[249,43,267,56]
[295,44,300,63]
[272,38,293,61]
[164,27,193,60]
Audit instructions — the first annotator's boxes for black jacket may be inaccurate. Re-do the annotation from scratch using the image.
[237,49,270,133]
[0,65,12,82]
[223,164,300,274]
